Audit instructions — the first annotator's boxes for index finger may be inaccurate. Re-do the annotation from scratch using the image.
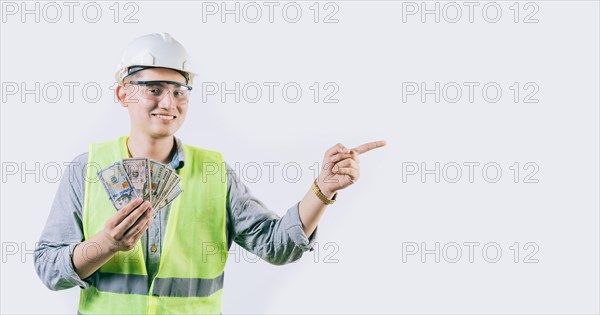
[115,197,143,220]
[352,140,387,154]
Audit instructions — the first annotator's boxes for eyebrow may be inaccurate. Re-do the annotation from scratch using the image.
[143,82,166,87]
[128,80,192,90]
[138,81,187,88]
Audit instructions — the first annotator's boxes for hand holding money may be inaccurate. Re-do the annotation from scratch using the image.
[71,198,153,279]
[100,198,153,252]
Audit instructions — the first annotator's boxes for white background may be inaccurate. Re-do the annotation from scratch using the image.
[1,1,599,313]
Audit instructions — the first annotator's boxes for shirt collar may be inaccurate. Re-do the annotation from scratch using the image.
[170,136,185,170]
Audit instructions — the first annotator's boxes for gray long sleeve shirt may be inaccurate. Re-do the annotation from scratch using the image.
[34,137,317,291]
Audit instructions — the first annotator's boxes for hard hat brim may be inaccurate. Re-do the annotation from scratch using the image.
[124,66,192,85]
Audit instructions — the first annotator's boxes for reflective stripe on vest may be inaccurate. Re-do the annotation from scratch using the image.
[79,136,228,315]
[93,271,225,297]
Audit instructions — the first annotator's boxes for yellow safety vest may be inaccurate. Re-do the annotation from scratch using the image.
[79,136,228,314]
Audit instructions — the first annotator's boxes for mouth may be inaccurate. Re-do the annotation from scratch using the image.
[152,113,176,121]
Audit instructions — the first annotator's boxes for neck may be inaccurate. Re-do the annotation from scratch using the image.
[127,132,175,164]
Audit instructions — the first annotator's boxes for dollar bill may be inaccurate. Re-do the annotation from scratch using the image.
[98,162,138,210]
[149,160,172,209]
[155,169,181,208]
[157,185,183,210]
[122,158,151,203]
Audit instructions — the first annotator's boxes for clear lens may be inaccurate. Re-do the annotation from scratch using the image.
[126,80,191,103]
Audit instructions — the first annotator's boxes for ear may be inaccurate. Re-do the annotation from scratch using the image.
[116,84,128,108]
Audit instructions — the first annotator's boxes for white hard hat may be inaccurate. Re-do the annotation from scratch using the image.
[115,33,197,85]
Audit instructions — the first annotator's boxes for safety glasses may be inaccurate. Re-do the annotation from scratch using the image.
[124,80,193,103]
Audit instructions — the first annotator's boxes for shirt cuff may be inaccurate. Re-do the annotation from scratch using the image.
[283,202,319,252]
[62,243,93,289]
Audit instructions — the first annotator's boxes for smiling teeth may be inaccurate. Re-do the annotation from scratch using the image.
[156,115,174,120]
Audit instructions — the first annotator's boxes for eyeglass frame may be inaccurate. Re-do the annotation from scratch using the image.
[123,80,193,102]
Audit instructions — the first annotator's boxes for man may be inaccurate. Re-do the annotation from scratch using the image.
[34,33,386,314]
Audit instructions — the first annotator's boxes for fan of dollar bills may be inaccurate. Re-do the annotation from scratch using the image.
[98,158,183,211]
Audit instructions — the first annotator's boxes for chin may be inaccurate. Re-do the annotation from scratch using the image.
[148,128,178,139]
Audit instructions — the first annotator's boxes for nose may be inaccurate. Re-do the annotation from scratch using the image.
[158,90,175,110]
